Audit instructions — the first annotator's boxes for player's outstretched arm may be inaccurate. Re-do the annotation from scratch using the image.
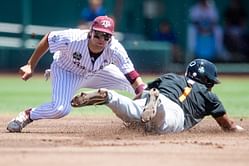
[215,114,245,132]
[20,33,49,81]
[132,77,146,100]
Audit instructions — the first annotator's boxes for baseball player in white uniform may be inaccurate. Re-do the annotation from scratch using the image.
[7,16,145,132]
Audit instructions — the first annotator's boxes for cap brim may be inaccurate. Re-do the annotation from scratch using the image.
[93,27,113,35]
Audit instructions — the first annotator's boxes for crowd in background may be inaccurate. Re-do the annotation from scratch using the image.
[187,0,249,62]
[79,0,249,63]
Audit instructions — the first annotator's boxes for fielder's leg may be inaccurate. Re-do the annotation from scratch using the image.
[7,63,82,132]
[30,63,82,120]
[82,64,135,95]
[7,108,33,132]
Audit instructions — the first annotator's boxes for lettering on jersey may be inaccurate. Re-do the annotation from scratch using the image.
[51,35,60,43]
[103,59,109,65]
[99,59,110,70]
[72,53,111,72]
[124,57,131,64]
[73,61,86,69]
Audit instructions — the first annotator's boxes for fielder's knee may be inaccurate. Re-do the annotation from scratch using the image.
[50,104,71,119]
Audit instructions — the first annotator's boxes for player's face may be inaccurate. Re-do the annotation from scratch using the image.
[91,30,111,47]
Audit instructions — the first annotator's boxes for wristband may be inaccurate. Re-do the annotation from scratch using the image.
[125,70,140,84]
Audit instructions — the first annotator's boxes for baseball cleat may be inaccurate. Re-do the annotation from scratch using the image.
[71,88,109,107]
[141,88,160,123]
[7,109,33,132]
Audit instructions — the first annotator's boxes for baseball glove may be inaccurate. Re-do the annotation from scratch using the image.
[71,88,108,107]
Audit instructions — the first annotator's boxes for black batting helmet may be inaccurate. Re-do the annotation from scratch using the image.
[185,59,220,88]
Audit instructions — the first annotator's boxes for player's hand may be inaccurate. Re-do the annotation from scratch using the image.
[133,84,146,100]
[226,124,245,132]
[233,125,245,132]
[19,64,33,81]
[133,92,143,100]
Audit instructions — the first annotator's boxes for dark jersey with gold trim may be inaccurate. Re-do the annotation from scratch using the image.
[147,73,226,130]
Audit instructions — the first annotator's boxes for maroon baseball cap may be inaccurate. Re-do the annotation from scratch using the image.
[91,16,115,35]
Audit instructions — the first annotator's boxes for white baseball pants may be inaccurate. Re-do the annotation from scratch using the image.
[106,90,185,133]
[30,62,134,120]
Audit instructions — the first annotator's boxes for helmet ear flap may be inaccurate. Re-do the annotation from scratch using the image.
[203,77,214,88]
[206,83,214,88]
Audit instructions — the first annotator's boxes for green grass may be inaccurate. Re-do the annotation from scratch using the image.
[0,74,249,118]
[212,76,249,117]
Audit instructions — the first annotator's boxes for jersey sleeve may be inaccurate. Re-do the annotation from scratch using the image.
[207,93,226,118]
[47,29,71,53]
[110,41,135,74]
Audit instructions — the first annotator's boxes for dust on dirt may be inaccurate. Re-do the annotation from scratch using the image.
[0,115,249,166]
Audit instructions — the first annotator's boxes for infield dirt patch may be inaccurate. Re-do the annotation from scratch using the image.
[0,115,249,166]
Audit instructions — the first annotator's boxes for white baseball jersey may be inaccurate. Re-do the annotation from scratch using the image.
[29,29,135,120]
[48,29,135,76]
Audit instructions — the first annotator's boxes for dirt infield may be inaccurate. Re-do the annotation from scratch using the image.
[0,115,249,166]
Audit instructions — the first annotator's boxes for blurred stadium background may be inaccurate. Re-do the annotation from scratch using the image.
[0,0,249,74]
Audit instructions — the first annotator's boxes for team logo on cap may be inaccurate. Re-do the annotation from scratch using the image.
[101,20,111,28]
[198,66,205,74]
